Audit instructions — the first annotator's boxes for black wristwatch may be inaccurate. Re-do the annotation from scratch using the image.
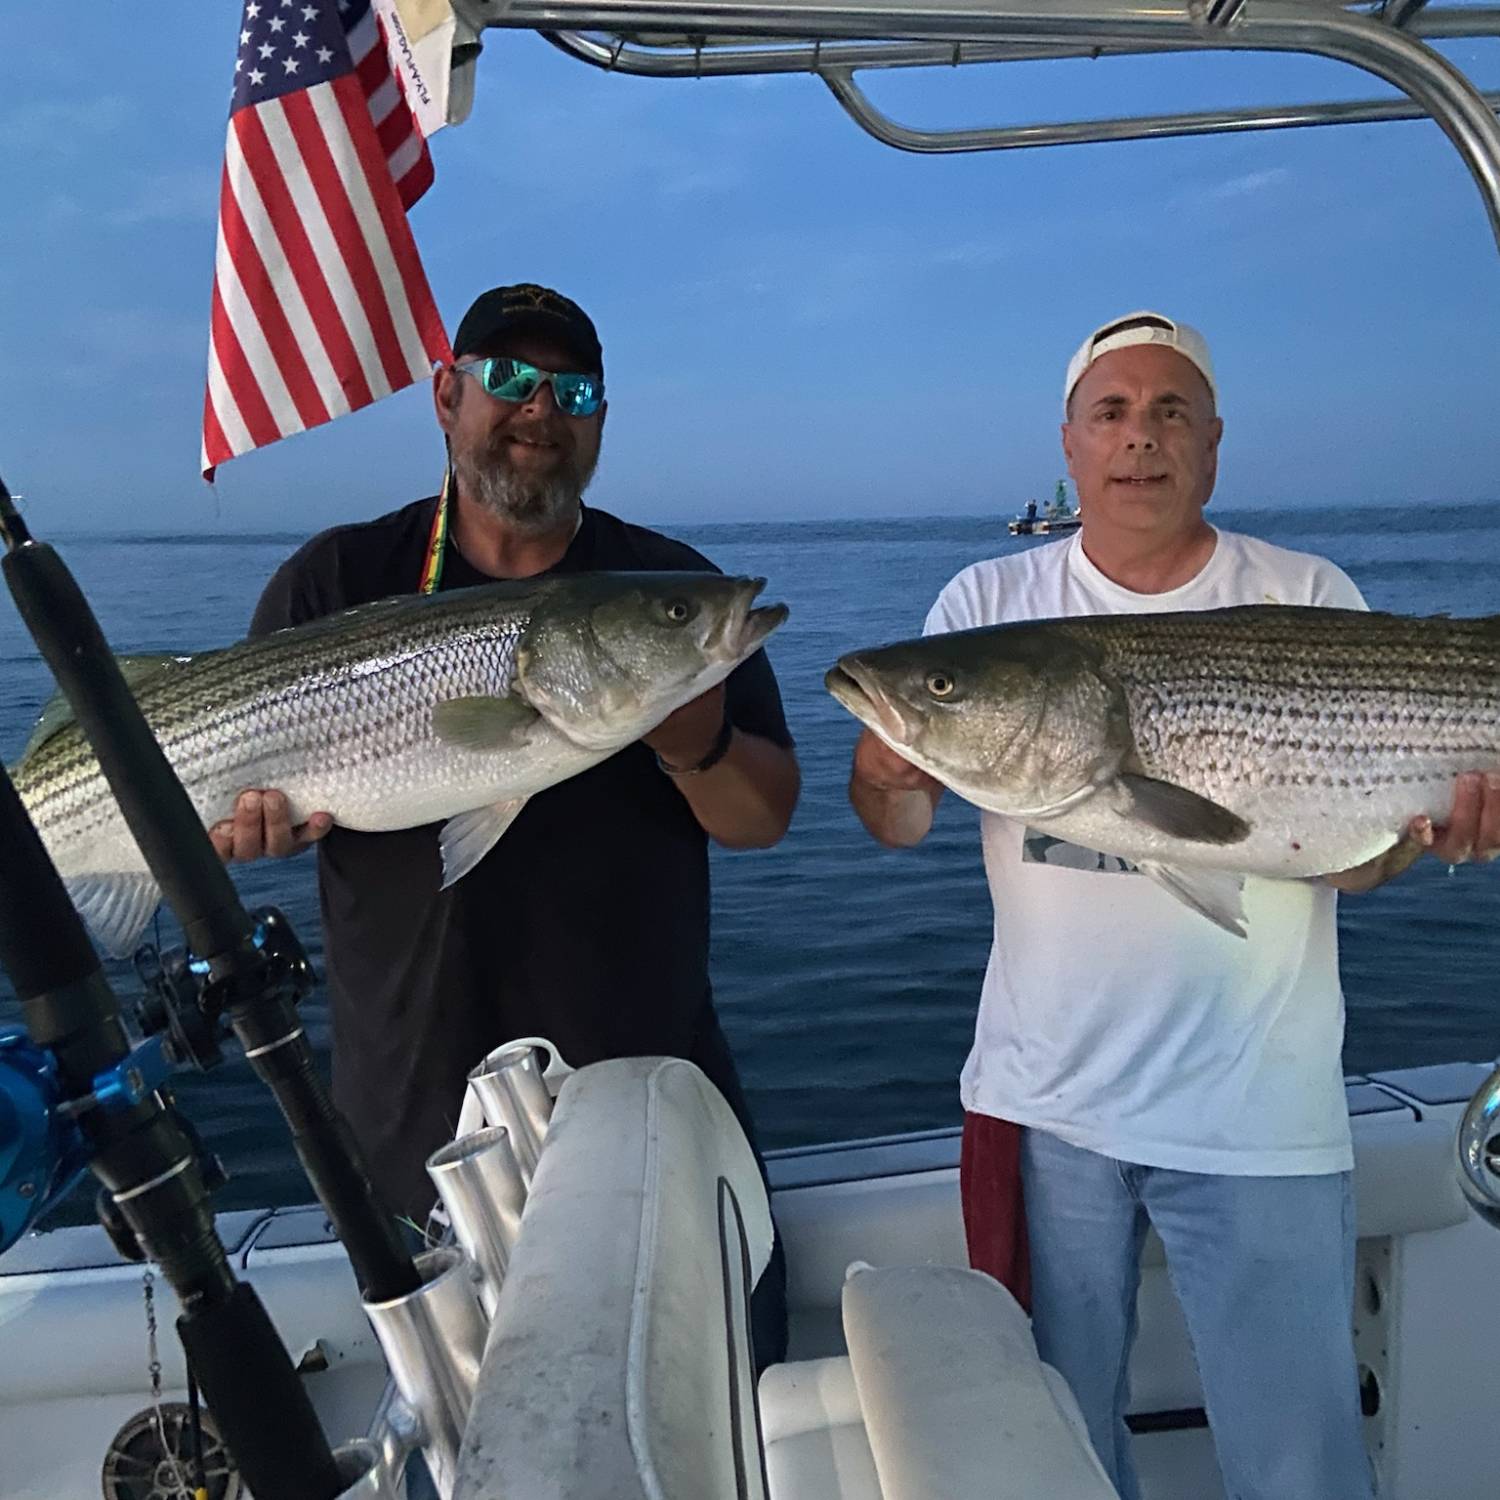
[656,716,735,777]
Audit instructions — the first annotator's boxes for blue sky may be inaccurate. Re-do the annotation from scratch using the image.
[3,12,1498,535]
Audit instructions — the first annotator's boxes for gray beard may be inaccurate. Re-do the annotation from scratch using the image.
[454,449,597,537]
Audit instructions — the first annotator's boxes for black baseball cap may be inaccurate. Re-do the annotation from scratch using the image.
[452,283,604,374]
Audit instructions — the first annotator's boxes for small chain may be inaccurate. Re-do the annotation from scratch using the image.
[143,1270,193,1500]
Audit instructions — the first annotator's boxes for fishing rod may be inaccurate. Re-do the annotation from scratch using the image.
[0,719,344,1498]
[0,477,421,1311]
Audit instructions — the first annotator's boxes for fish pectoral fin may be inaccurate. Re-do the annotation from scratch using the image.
[432,696,541,752]
[65,873,163,959]
[1113,773,1249,846]
[438,799,529,888]
[1138,862,1248,939]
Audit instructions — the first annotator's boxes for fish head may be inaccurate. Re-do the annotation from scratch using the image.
[826,623,1126,812]
[515,572,789,750]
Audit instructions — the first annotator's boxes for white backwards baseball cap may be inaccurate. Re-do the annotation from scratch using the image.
[1064,310,1217,416]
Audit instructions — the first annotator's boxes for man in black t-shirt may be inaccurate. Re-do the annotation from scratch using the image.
[210,283,800,1362]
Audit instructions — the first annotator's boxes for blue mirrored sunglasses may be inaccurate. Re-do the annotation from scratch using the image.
[451,356,604,418]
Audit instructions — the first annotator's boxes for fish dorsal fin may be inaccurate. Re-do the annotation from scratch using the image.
[432,696,541,751]
[18,653,200,764]
[1113,772,1250,846]
[438,798,530,887]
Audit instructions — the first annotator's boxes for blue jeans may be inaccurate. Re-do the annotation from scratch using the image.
[1021,1128,1374,1500]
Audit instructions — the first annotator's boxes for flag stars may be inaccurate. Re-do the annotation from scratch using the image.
[315,44,334,62]
[248,66,266,84]
[283,55,300,73]
[292,30,309,47]
[301,2,318,16]
[246,1,261,15]
[268,14,285,30]
[258,40,275,57]
[240,29,251,44]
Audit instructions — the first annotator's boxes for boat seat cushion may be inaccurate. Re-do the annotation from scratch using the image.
[454,1056,775,1500]
[760,1357,882,1500]
[843,1264,1120,1500]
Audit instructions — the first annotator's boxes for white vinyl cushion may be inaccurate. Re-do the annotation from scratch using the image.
[842,1264,1120,1500]
[760,1358,882,1500]
[454,1057,774,1500]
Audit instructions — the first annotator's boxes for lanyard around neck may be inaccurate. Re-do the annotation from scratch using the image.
[418,468,452,595]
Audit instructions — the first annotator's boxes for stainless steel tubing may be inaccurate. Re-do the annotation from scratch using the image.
[466,1042,554,1185]
[332,1440,401,1499]
[1457,1063,1500,1228]
[427,1126,528,1318]
[494,0,1500,251]
[823,67,1500,151]
[364,1248,487,1498]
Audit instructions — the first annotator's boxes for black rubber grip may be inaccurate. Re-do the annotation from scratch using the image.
[0,759,101,999]
[177,1282,344,1500]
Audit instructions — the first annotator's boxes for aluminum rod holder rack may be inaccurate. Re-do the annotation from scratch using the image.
[474,0,1500,252]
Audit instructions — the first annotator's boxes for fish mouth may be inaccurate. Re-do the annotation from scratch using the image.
[710,578,789,659]
[825,656,920,746]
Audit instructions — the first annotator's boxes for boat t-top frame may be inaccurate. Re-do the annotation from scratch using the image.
[450,0,1500,252]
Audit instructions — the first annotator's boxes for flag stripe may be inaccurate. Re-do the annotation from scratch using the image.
[221,131,333,433]
[206,335,254,459]
[324,77,437,381]
[394,150,433,211]
[280,86,408,394]
[366,75,401,126]
[332,73,448,369]
[257,95,391,403]
[209,274,282,449]
[202,358,235,473]
[234,107,368,414]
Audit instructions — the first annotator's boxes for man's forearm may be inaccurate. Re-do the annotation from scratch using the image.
[663,730,800,848]
[849,775,939,848]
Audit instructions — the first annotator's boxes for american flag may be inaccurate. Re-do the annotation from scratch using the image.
[202,0,452,478]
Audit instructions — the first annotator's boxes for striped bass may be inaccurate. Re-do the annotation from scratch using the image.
[14,571,787,957]
[827,605,1500,936]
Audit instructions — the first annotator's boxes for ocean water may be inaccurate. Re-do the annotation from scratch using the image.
[2,502,1498,1224]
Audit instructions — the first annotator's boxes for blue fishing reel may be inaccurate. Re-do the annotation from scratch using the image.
[0,1027,170,1254]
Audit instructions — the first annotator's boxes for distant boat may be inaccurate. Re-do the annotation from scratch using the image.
[1009,479,1081,536]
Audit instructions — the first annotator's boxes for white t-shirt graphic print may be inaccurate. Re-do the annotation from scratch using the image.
[926,529,1366,1175]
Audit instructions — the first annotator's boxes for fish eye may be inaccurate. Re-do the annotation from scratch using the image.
[926,671,956,698]
[664,599,692,623]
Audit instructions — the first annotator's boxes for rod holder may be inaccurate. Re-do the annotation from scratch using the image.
[364,1248,486,1498]
[428,1126,527,1319]
[332,1440,401,1499]
[466,1043,553,1187]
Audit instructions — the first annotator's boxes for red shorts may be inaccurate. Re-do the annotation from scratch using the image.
[959,1111,1030,1313]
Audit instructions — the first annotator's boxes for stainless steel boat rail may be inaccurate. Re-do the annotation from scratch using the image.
[452,0,1500,249]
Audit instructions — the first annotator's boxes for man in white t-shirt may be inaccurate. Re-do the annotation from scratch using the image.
[846,311,1500,1500]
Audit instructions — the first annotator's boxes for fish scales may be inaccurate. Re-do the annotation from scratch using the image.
[826,605,1500,934]
[12,571,789,957]
[1067,610,1500,805]
[18,591,531,871]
